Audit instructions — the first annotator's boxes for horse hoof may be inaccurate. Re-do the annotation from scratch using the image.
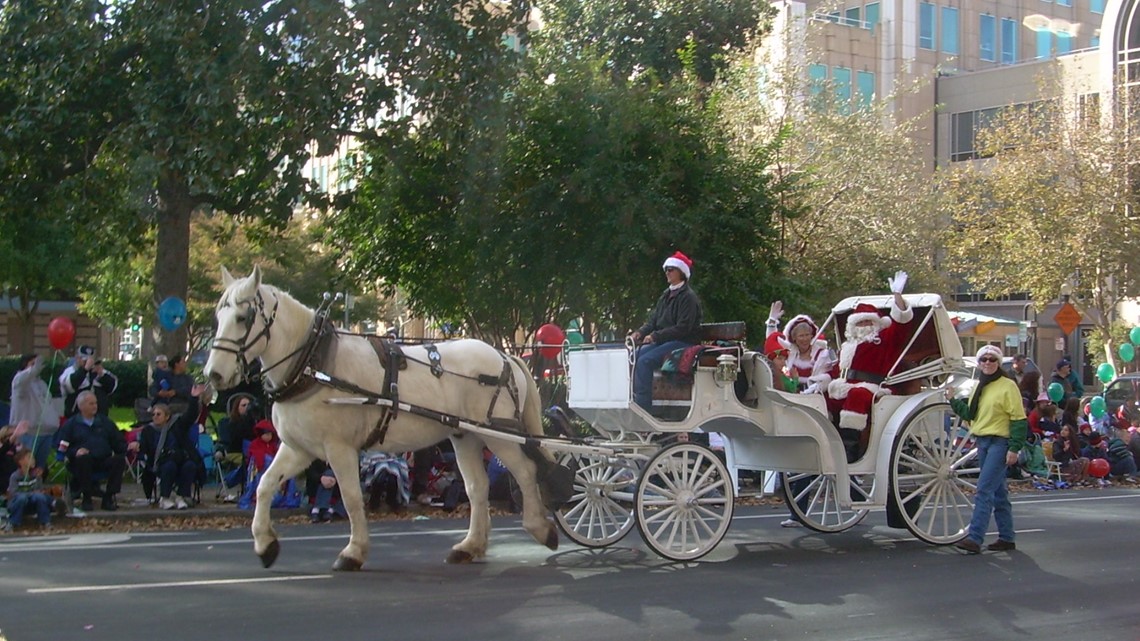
[446,550,474,564]
[259,539,281,568]
[544,527,559,551]
[333,556,363,572]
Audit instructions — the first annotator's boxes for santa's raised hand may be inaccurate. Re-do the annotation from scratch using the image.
[887,271,908,294]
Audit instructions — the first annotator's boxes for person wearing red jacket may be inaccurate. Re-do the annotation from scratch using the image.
[248,419,280,473]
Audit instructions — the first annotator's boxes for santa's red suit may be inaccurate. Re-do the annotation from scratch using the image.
[827,301,914,431]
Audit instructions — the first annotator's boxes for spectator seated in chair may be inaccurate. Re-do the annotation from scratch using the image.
[139,385,208,510]
[56,391,129,512]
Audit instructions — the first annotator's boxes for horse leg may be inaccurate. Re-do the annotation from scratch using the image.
[447,437,491,564]
[484,442,558,551]
[324,444,369,571]
[251,445,311,568]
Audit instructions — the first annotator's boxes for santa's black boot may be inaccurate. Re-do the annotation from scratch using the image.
[838,428,862,464]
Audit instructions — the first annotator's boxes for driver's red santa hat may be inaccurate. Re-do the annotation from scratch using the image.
[847,303,890,329]
[662,251,693,280]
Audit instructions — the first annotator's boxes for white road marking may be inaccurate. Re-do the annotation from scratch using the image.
[27,574,332,594]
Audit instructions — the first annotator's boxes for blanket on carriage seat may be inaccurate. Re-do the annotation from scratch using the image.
[660,345,711,380]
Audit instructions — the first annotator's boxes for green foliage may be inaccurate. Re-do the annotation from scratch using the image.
[329,0,785,345]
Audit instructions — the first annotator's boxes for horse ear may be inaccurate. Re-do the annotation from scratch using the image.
[250,264,262,288]
[221,266,235,287]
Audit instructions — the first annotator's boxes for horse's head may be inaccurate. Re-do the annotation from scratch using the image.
[205,265,278,390]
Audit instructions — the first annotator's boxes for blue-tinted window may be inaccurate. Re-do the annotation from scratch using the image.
[1001,18,1018,64]
[920,3,935,49]
[941,7,959,54]
[1057,0,1071,6]
[1092,0,1105,13]
[845,6,861,26]
[833,67,852,114]
[864,2,880,30]
[857,71,875,109]
[1036,30,1051,58]
[980,15,996,61]
[1091,33,1101,47]
[808,63,828,97]
[1057,32,1073,53]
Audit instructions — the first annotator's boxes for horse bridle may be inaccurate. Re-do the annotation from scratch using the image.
[211,288,280,381]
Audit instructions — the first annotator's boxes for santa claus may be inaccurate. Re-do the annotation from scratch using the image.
[827,272,914,438]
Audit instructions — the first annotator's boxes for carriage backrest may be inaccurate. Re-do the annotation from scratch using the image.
[823,293,963,382]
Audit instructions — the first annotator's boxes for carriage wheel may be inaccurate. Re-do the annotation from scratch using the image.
[635,443,734,561]
[780,472,870,533]
[889,402,980,545]
[553,452,637,548]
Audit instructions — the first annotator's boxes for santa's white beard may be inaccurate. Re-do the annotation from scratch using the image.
[846,324,881,343]
[839,325,882,370]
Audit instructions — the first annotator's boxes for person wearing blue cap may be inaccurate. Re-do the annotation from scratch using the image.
[1050,358,1084,406]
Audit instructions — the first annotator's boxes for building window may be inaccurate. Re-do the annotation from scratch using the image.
[1036,30,1051,59]
[980,15,996,61]
[808,63,828,98]
[1001,18,1018,64]
[1057,0,1071,6]
[833,67,852,113]
[1092,0,1105,13]
[1091,32,1101,47]
[1057,31,1073,53]
[845,6,861,26]
[920,3,935,50]
[941,7,959,54]
[857,71,875,109]
[864,2,880,30]
[950,107,1001,162]
[1079,93,1100,128]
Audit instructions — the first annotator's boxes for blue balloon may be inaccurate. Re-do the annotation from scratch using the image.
[157,296,187,331]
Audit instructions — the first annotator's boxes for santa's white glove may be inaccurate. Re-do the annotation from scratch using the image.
[804,383,821,395]
[887,270,908,294]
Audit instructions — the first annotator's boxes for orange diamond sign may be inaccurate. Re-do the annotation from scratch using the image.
[1054,302,1082,335]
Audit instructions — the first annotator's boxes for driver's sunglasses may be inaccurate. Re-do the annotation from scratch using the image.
[663,266,678,273]
[978,356,1000,363]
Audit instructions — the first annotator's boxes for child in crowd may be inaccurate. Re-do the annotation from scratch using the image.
[309,463,348,523]
[5,449,53,530]
[248,419,279,473]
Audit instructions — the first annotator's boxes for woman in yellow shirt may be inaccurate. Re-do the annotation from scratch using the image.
[947,344,1028,554]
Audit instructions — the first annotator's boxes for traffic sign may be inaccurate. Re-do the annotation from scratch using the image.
[1054,302,1082,335]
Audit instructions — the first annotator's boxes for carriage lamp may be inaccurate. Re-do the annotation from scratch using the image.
[715,353,739,385]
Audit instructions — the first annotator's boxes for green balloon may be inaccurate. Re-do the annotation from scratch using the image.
[567,331,585,345]
[1121,343,1136,363]
[1132,327,1140,346]
[1047,382,1065,403]
[1090,395,1107,418]
[1097,362,1116,384]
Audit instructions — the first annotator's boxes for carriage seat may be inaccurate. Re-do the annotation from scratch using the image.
[651,322,747,403]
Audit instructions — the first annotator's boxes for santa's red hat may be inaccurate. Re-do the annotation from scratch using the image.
[662,251,693,280]
[764,332,789,360]
[847,302,891,330]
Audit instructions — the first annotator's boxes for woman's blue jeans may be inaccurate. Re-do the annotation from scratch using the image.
[967,435,1014,544]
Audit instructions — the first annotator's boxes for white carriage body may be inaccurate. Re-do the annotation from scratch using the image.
[565,293,968,510]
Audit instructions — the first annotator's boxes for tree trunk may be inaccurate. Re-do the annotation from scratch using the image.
[155,170,193,360]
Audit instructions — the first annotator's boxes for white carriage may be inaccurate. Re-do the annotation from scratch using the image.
[551,293,980,561]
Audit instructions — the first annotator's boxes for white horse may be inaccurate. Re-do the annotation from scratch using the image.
[204,266,564,570]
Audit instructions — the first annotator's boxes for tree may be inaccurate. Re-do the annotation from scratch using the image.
[2,0,533,356]
[714,25,946,320]
[329,1,785,346]
[940,69,1140,370]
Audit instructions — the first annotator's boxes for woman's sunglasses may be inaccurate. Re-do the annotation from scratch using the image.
[978,356,1000,363]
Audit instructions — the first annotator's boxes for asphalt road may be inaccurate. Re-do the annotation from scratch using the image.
[2,490,1139,641]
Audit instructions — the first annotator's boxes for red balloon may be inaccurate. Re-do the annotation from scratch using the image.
[1089,458,1111,479]
[535,323,566,359]
[47,317,76,350]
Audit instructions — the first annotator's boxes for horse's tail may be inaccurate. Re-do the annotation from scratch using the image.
[508,353,573,511]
